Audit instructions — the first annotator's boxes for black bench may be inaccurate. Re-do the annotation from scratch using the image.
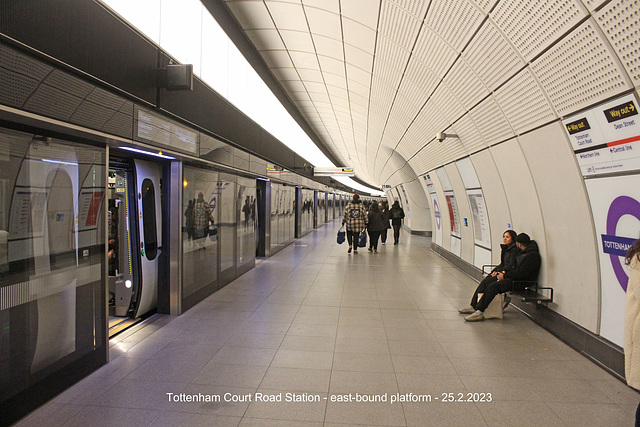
[482,265,553,306]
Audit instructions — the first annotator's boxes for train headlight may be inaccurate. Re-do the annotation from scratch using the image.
[125,280,132,289]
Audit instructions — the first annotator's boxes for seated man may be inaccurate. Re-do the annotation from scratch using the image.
[464,233,541,322]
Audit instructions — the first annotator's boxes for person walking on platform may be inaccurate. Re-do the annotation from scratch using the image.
[624,237,640,425]
[380,201,391,245]
[464,233,540,322]
[389,201,405,245]
[459,230,519,315]
[366,202,385,253]
[342,194,367,254]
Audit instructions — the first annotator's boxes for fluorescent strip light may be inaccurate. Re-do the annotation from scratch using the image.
[42,158,78,166]
[120,147,175,159]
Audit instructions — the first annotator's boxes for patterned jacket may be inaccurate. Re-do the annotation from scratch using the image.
[342,201,367,232]
[194,198,213,231]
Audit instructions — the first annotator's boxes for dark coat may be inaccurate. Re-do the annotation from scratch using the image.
[390,206,405,226]
[367,210,386,232]
[492,242,519,273]
[381,208,391,229]
[504,240,541,283]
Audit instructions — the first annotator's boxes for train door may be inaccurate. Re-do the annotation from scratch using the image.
[107,158,162,336]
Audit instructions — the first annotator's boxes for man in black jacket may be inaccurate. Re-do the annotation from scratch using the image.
[465,233,541,322]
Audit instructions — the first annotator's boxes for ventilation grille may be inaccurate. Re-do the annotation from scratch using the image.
[379,1,423,50]
[24,84,82,121]
[0,43,52,79]
[473,0,499,14]
[402,58,438,106]
[531,20,630,116]
[463,20,524,91]
[582,0,609,12]
[444,58,488,110]
[425,0,485,52]
[412,27,458,78]
[431,83,466,123]
[494,68,556,134]
[491,0,588,61]
[454,114,486,155]
[596,0,640,87]
[469,95,514,145]
[387,0,429,19]
[0,67,40,108]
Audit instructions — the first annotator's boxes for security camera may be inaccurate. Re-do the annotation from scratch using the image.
[436,132,446,142]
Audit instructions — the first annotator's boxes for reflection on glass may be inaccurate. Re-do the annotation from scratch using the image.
[219,175,236,275]
[0,128,105,406]
[182,166,218,301]
[237,177,256,271]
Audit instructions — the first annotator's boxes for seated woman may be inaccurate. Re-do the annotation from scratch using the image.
[459,230,518,315]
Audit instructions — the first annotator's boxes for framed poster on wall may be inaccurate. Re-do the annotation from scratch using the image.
[466,189,490,249]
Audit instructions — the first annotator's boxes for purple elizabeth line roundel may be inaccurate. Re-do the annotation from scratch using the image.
[606,196,640,292]
[433,199,441,230]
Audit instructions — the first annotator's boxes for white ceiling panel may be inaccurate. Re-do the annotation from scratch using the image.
[343,18,378,52]
[225,1,275,29]
[266,1,308,31]
[305,6,342,40]
[289,51,319,68]
[425,0,485,52]
[221,0,634,189]
[341,0,381,29]
[344,45,374,73]
[245,29,285,50]
[261,50,295,68]
[311,34,344,59]
[491,0,588,61]
[279,30,315,52]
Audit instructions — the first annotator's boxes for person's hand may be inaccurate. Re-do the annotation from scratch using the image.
[497,272,505,281]
[490,271,497,277]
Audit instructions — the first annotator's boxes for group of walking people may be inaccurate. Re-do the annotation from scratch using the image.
[342,193,405,254]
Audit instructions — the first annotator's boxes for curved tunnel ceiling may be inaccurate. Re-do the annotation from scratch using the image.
[219,0,638,188]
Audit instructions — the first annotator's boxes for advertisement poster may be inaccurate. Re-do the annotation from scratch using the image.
[445,193,460,236]
[467,190,491,249]
[585,175,640,346]
[563,94,640,176]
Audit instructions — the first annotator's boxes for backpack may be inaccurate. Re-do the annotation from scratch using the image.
[392,208,402,219]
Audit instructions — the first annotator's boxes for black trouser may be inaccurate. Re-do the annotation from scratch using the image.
[392,224,401,243]
[368,230,381,250]
[473,276,514,312]
[381,228,388,243]
[346,230,360,248]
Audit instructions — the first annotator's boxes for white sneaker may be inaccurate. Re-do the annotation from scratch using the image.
[464,311,484,322]
[458,305,475,314]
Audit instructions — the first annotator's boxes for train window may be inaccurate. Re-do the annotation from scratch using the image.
[141,178,158,260]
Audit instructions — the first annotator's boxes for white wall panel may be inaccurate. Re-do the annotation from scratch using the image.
[404,178,432,232]
[519,122,599,332]
[428,171,450,249]
[469,151,512,268]
[444,163,475,264]
[489,139,546,273]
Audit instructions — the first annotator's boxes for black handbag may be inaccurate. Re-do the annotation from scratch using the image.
[358,231,367,248]
[337,225,346,244]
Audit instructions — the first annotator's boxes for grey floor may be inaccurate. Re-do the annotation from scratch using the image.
[16,220,639,426]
